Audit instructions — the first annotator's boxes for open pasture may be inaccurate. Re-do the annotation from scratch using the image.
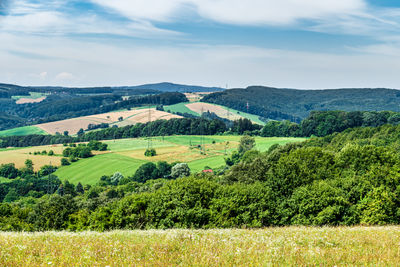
[1,227,399,266]
[0,126,47,137]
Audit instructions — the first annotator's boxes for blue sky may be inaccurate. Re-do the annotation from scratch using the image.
[1,0,400,89]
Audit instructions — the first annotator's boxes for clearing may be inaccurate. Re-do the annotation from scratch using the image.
[0,126,47,137]
[1,227,399,266]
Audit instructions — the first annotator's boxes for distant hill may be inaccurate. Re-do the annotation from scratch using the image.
[116,82,223,93]
[202,86,400,122]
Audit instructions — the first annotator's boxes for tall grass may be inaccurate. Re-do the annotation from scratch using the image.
[1,227,399,266]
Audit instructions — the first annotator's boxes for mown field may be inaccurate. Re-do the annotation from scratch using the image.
[0,126,47,137]
[1,227,399,266]
[164,101,266,125]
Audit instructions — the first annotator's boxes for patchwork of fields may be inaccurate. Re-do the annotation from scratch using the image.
[1,227,399,266]
[36,108,182,135]
[165,101,266,125]
[0,136,305,185]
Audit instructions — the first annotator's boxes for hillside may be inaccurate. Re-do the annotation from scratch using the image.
[202,86,400,122]
[116,82,223,93]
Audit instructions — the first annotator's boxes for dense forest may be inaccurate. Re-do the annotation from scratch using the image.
[202,86,400,122]
[1,124,400,230]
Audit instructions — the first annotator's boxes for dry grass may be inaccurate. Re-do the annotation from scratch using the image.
[15,96,46,104]
[36,109,182,135]
[117,141,237,163]
[1,227,399,266]
[0,144,65,171]
[186,102,244,120]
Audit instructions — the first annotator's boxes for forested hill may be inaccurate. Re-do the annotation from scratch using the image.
[0,82,223,95]
[117,82,223,92]
[201,86,400,122]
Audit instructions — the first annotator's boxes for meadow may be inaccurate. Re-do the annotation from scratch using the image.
[0,126,47,137]
[0,227,399,266]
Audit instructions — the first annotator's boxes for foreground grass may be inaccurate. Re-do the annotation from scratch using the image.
[0,227,399,266]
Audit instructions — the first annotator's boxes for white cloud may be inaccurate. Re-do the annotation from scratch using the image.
[91,0,366,25]
[1,32,400,89]
[55,72,76,82]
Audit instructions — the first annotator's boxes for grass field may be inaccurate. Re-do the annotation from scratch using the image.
[164,102,200,116]
[11,92,47,101]
[54,153,146,185]
[1,227,399,266]
[0,126,47,137]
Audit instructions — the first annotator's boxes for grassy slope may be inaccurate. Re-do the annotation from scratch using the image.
[0,126,48,137]
[11,92,46,100]
[54,153,146,185]
[1,227,399,266]
[164,102,200,116]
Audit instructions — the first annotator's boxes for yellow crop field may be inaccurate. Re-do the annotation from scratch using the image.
[1,227,399,266]
[0,145,65,171]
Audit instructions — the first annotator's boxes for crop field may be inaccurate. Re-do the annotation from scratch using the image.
[36,108,182,135]
[0,144,65,171]
[1,227,399,266]
[0,126,47,137]
[164,101,265,125]
[12,92,47,104]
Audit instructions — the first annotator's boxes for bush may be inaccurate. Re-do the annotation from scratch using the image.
[144,148,157,157]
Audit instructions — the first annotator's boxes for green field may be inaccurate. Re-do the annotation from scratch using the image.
[0,126,47,137]
[11,92,47,100]
[54,153,146,185]
[1,227,399,266]
[54,136,305,185]
[164,102,200,116]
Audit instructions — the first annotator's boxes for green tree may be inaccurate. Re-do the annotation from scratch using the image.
[171,163,191,178]
[238,135,255,155]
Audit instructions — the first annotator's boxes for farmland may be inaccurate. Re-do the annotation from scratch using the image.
[36,108,182,135]
[0,136,305,185]
[165,101,265,125]
[1,227,399,266]
[0,126,47,137]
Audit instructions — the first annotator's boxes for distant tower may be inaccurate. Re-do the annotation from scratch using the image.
[246,101,249,113]
[147,102,152,150]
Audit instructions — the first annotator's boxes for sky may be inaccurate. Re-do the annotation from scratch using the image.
[1,0,400,89]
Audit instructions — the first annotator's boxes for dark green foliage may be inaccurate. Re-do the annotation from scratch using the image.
[38,165,57,177]
[144,148,156,157]
[61,158,70,166]
[0,163,19,179]
[133,162,160,183]
[238,135,255,155]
